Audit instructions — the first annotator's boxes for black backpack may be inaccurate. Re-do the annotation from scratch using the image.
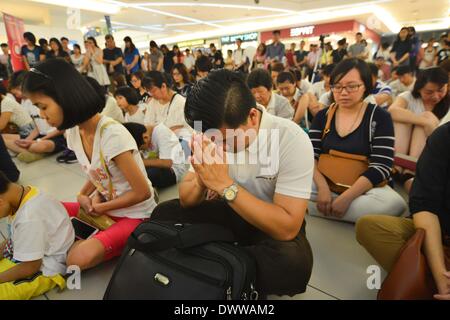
[103,221,259,300]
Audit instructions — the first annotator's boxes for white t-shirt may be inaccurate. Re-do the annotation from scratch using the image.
[299,79,311,95]
[266,93,294,120]
[233,49,247,66]
[143,123,188,182]
[1,94,33,128]
[308,81,327,100]
[125,107,146,125]
[67,116,157,219]
[8,187,74,277]
[183,55,196,70]
[398,91,425,115]
[144,93,192,138]
[101,96,124,123]
[189,108,314,202]
[21,98,55,135]
[390,79,415,98]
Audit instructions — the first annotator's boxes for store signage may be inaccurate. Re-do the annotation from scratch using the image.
[221,32,258,45]
[177,39,205,47]
[290,25,315,37]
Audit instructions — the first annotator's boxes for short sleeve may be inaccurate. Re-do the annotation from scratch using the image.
[319,92,332,107]
[101,124,138,163]
[165,96,187,128]
[275,129,314,199]
[13,217,46,262]
[155,126,179,160]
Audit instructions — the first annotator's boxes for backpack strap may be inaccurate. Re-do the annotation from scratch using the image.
[322,103,337,140]
[99,120,119,200]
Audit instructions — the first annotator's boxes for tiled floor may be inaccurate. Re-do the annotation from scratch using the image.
[2,155,403,300]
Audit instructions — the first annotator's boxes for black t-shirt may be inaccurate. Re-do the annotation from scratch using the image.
[390,39,413,61]
[295,50,309,63]
[410,123,450,237]
[332,48,347,64]
[103,47,124,75]
[164,51,175,73]
[0,136,20,182]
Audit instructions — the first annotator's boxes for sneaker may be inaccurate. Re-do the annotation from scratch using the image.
[57,149,78,164]
[17,151,45,163]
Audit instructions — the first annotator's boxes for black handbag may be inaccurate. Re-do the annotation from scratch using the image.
[103,221,259,300]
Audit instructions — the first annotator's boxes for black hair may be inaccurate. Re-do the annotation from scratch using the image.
[114,86,139,106]
[73,44,81,52]
[412,67,449,119]
[381,42,390,50]
[150,41,158,49]
[113,73,127,87]
[123,122,146,148]
[131,70,145,81]
[142,71,171,90]
[337,38,346,46]
[84,76,107,99]
[23,32,36,45]
[195,55,212,73]
[397,65,412,76]
[1,43,8,48]
[0,171,11,194]
[368,63,379,78]
[273,30,281,35]
[0,82,7,96]
[8,71,27,91]
[87,37,99,48]
[49,37,64,54]
[185,69,256,131]
[291,68,302,82]
[247,68,273,91]
[60,37,69,42]
[323,64,336,77]
[330,58,373,99]
[356,32,362,36]
[172,63,190,85]
[22,59,105,130]
[277,71,296,84]
[38,38,48,47]
[397,27,410,41]
[105,34,114,40]
[124,36,136,53]
[271,62,284,73]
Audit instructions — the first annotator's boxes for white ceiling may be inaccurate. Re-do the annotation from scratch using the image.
[1,0,449,47]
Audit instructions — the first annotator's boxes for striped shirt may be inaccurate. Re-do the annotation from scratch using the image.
[309,103,395,186]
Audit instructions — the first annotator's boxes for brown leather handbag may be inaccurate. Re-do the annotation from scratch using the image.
[378,229,450,300]
[317,104,386,194]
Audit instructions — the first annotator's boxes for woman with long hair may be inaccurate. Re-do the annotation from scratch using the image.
[123,36,140,76]
[83,37,110,88]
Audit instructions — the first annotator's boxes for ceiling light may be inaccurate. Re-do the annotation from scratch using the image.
[30,0,123,14]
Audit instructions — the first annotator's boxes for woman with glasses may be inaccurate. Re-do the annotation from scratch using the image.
[171,63,192,98]
[308,58,406,223]
[388,67,449,191]
[130,71,150,105]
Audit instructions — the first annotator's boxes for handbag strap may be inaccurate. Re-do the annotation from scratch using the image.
[99,120,118,200]
[322,103,337,139]
[128,223,235,253]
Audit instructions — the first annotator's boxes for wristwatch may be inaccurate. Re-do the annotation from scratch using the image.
[222,183,239,202]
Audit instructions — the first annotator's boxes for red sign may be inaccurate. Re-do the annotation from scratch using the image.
[2,13,26,72]
[261,20,373,43]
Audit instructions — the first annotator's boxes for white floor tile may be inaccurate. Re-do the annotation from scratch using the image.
[26,171,86,201]
[46,259,118,300]
[16,159,68,182]
[305,215,386,300]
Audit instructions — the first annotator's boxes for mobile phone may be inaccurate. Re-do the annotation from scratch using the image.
[71,217,99,240]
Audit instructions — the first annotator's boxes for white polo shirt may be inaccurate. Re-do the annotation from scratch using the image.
[190,108,314,202]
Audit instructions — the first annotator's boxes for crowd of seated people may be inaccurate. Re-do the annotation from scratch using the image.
[0,28,449,300]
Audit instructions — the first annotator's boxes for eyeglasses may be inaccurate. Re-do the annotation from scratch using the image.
[331,83,364,93]
[30,68,52,80]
